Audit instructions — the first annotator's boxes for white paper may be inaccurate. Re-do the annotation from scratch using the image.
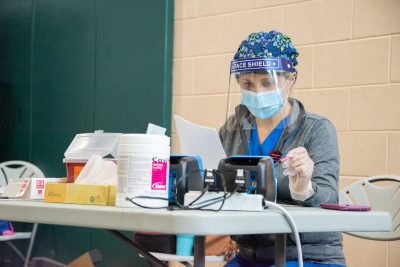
[146,123,166,135]
[174,115,226,170]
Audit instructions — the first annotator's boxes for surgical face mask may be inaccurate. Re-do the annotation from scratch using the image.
[241,89,284,119]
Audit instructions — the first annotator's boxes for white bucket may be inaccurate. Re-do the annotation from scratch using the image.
[116,134,170,208]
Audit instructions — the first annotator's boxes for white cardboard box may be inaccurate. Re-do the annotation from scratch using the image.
[3,178,66,200]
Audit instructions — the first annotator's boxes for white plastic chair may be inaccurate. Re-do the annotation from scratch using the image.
[339,175,400,240]
[0,160,45,267]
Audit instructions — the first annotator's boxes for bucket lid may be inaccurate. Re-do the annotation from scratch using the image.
[119,134,170,145]
[64,130,121,159]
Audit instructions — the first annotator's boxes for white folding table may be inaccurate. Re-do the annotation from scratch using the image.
[0,200,392,267]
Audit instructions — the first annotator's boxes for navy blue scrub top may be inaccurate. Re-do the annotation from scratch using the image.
[248,118,287,156]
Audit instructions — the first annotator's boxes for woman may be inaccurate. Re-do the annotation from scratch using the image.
[220,31,345,267]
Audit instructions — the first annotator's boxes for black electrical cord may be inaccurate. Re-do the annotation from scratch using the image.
[125,169,219,210]
[180,170,230,211]
[173,169,208,209]
[187,185,241,209]
[125,196,170,209]
[169,169,230,211]
[174,170,214,210]
[124,168,237,211]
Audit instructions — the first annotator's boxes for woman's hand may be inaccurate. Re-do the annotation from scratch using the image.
[282,147,315,201]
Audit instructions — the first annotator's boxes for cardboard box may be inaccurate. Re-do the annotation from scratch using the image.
[68,249,102,267]
[30,249,103,267]
[2,178,66,199]
[44,183,116,206]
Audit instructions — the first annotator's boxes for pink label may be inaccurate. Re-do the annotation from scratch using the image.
[36,180,45,189]
[151,159,167,190]
[18,179,30,194]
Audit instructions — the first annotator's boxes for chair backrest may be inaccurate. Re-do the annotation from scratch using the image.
[339,175,400,241]
[0,161,45,187]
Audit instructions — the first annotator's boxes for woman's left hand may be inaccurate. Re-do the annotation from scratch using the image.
[283,147,315,200]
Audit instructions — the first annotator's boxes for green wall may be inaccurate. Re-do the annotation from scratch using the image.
[0,0,173,266]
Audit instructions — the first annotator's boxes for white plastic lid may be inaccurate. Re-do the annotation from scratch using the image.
[64,130,121,160]
[119,134,170,146]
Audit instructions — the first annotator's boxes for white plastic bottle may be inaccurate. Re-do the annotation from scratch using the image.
[116,134,170,208]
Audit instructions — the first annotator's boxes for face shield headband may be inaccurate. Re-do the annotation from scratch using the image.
[230,57,296,74]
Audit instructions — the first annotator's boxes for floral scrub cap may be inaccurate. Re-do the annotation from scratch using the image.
[234,30,299,69]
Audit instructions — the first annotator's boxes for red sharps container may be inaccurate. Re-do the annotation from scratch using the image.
[63,130,121,183]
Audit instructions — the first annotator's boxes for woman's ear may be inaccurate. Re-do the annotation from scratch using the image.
[290,72,297,82]
[288,72,297,88]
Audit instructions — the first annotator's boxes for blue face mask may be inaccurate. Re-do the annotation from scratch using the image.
[241,89,284,119]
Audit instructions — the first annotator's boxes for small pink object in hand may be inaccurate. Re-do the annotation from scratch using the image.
[2,230,14,235]
[280,156,293,163]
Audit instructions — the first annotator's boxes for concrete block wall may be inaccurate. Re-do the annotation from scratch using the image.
[172,0,400,266]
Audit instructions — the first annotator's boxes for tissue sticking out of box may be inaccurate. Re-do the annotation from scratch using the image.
[75,155,117,185]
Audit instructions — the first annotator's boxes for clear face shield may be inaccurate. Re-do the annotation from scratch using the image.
[226,57,296,122]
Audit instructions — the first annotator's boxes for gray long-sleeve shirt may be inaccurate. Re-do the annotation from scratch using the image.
[218,98,346,266]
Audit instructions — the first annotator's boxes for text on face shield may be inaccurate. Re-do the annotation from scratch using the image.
[231,58,280,73]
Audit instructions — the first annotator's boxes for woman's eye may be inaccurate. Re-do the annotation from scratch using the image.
[242,82,251,89]
[263,81,272,87]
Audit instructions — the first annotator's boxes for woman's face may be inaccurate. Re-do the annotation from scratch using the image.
[238,72,295,93]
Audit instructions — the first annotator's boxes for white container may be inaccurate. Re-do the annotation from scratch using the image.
[116,134,170,208]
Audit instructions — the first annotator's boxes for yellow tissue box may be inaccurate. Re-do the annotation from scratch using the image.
[44,183,116,206]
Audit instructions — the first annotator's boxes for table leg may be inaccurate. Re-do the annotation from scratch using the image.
[275,233,286,267]
[108,230,167,267]
[24,223,38,267]
[193,235,205,267]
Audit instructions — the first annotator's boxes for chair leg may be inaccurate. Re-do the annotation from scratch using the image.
[23,223,38,267]
[6,241,26,261]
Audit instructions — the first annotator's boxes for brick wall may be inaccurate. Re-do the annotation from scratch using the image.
[172,1,400,266]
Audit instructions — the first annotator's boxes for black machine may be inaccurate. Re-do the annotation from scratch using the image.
[169,155,277,204]
[217,156,277,202]
[169,155,204,205]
